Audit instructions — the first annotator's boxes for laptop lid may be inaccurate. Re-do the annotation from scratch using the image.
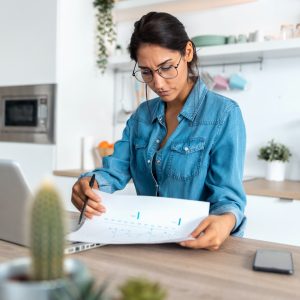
[0,159,31,246]
[0,159,103,252]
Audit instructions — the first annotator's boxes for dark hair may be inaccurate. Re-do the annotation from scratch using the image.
[128,12,198,79]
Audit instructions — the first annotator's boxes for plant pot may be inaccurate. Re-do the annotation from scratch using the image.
[265,161,286,181]
[0,258,91,300]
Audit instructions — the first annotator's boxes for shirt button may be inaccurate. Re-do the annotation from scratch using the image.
[156,139,160,143]
[184,147,189,151]
[156,160,160,164]
[147,160,151,164]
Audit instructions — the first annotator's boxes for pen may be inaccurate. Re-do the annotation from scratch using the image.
[78,174,96,225]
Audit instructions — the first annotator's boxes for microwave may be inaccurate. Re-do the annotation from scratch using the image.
[0,84,56,144]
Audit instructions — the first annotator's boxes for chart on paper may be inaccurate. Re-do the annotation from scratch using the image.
[68,191,210,244]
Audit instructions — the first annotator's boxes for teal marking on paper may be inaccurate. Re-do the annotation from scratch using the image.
[137,212,140,220]
[178,218,181,225]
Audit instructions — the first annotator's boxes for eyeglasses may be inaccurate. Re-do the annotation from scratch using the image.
[132,56,182,83]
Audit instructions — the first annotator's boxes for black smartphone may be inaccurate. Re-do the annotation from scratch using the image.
[253,249,294,275]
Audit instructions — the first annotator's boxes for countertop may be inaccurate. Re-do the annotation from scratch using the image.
[53,170,300,200]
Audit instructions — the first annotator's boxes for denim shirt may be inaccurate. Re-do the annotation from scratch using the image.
[80,79,247,236]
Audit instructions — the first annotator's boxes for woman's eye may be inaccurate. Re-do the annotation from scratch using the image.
[141,69,151,75]
[160,65,173,71]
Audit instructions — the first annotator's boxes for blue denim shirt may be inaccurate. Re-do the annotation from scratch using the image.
[80,79,247,236]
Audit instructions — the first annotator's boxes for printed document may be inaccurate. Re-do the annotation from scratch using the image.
[68,190,210,244]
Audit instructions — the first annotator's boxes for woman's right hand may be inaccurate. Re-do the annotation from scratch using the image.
[71,176,106,219]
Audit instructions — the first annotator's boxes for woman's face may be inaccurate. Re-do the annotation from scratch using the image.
[136,43,194,104]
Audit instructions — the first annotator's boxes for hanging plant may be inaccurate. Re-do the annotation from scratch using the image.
[93,0,117,72]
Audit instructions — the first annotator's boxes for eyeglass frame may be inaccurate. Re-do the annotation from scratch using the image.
[132,55,183,83]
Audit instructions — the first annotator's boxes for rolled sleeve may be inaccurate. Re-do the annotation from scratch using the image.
[205,104,247,236]
[78,117,133,193]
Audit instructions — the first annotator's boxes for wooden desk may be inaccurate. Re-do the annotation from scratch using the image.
[0,237,299,299]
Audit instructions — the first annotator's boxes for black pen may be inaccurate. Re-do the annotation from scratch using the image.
[78,174,96,225]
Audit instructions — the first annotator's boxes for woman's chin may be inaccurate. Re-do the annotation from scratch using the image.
[159,94,174,102]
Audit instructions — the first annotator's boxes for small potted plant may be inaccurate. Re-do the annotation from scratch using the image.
[258,139,292,181]
[0,181,98,300]
[118,277,167,300]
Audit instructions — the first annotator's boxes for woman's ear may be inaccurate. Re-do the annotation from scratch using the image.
[184,41,194,62]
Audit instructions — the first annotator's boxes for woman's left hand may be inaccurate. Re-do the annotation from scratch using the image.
[179,213,236,251]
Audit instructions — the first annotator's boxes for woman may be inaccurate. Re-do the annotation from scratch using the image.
[71,12,246,250]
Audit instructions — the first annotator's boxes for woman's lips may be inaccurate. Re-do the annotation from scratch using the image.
[158,91,170,97]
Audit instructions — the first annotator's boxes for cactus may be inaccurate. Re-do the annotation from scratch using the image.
[118,278,167,300]
[30,181,65,281]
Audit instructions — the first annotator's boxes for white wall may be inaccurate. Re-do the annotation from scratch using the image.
[0,143,55,191]
[0,0,57,85]
[115,0,300,180]
[55,0,114,170]
[0,0,57,191]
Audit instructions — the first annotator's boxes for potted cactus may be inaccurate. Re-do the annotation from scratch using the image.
[0,181,96,300]
[118,277,167,300]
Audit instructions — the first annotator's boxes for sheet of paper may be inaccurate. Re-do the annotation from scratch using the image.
[68,190,210,244]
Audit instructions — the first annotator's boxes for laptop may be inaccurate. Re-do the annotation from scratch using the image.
[0,159,103,254]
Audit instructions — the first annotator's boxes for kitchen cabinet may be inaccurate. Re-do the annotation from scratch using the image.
[0,0,114,190]
[114,0,257,21]
[108,38,300,70]
[244,195,300,247]
[0,0,57,85]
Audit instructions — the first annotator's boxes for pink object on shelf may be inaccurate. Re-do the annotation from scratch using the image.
[213,75,229,90]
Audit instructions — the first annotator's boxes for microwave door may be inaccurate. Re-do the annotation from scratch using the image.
[4,99,38,131]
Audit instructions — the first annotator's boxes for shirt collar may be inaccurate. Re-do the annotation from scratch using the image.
[151,78,208,123]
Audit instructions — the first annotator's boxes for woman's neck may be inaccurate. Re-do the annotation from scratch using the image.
[166,79,195,112]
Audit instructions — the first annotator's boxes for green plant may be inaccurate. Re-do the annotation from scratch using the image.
[30,181,65,281]
[93,0,116,72]
[54,278,109,300]
[118,278,167,300]
[258,139,292,162]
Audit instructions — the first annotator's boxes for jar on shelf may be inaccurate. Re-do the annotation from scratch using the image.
[280,24,294,40]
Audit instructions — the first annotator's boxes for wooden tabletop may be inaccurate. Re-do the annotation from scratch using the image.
[53,169,86,177]
[244,178,300,200]
[0,237,299,299]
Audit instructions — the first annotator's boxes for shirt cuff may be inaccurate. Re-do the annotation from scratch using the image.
[78,170,113,193]
[209,204,246,237]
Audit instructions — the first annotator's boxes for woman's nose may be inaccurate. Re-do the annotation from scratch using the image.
[152,72,165,90]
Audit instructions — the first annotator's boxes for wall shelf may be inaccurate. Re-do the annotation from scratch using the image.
[108,38,300,71]
[114,0,257,22]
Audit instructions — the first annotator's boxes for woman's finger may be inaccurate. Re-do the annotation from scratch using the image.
[79,178,102,202]
[191,217,212,238]
[180,230,213,249]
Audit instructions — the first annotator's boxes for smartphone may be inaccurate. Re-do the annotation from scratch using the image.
[253,249,294,275]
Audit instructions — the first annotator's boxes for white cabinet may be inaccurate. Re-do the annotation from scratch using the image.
[0,0,57,85]
[244,195,300,247]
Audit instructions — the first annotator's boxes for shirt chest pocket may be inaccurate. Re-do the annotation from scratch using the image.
[133,139,148,171]
[167,137,205,180]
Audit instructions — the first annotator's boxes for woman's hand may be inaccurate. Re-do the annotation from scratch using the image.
[179,213,236,251]
[71,176,106,219]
